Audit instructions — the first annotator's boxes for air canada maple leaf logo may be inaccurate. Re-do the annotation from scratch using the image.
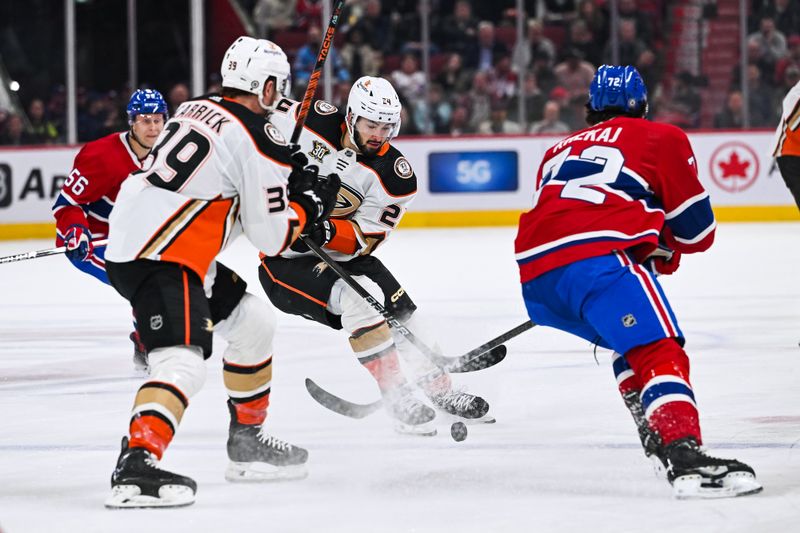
[709,142,759,193]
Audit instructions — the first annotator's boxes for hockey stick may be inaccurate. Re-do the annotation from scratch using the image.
[305,321,536,419]
[0,238,109,265]
[290,0,345,146]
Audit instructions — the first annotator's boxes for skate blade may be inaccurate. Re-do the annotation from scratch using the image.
[225,461,308,482]
[394,421,437,436]
[672,472,764,500]
[104,484,195,509]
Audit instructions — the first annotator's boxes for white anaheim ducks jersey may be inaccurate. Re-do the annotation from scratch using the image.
[268,97,417,261]
[772,80,800,157]
[107,94,302,280]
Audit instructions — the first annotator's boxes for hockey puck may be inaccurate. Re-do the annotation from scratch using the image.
[450,421,467,442]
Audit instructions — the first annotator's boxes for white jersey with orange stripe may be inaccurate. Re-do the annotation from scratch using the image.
[106,94,303,280]
[267,98,417,261]
[772,80,800,157]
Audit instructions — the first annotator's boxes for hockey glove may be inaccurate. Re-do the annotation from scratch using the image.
[63,224,94,263]
[290,220,337,253]
[287,148,341,227]
[643,247,681,276]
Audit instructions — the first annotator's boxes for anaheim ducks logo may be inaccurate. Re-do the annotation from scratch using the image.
[314,100,338,115]
[394,157,413,179]
[264,123,287,145]
[333,183,363,217]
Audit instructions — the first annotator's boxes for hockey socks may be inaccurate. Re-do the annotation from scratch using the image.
[352,322,408,392]
[223,356,272,425]
[625,338,701,446]
[129,381,189,459]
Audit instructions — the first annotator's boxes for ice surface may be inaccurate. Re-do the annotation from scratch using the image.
[1,223,798,533]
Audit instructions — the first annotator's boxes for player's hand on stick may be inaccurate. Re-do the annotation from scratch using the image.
[63,224,94,263]
[643,245,681,276]
[287,145,341,225]
[290,220,337,253]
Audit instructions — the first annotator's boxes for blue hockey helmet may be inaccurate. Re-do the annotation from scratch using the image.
[126,89,168,124]
[588,65,648,116]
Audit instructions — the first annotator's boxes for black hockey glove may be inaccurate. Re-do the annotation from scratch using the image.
[287,146,341,227]
[290,219,337,253]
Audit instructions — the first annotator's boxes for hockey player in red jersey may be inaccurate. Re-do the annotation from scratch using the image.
[515,65,762,499]
[102,36,340,508]
[52,89,167,371]
[261,76,492,435]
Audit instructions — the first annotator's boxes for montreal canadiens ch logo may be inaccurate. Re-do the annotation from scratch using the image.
[709,141,760,193]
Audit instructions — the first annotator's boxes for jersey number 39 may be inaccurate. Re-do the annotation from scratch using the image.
[142,122,211,192]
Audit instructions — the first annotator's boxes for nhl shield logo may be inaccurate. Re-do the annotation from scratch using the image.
[308,140,331,163]
[150,314,163,331]
[621,314,637,328]
[394,157,413,179]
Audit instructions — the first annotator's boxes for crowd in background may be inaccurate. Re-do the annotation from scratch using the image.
[1,0,799,146]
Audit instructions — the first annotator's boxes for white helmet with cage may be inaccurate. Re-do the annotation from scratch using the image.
[221,36,291,111]
[346,76,402,149]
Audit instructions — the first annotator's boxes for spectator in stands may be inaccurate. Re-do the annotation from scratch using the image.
[554,47,595,102]
[0,113,31,145]
[636,48,660,93]
[293,25,350,96]
[449,104,475,137]
[391,1,441,55]
[436,0,479,60]
[167,83,189,116]
[295,0,324,30]
[414,82,452,134]
[528,100,570,135]
[542,0,577,23]
[508,71,547,128]
[605,19,649,68]
[252,0,297,36]
[756,0,799,39]
[340,26,382,80]
[566,18,601,68]
[467,70,494,131]
[774,65,800,117]
[618,0,653,46]
[352,0,393,54]
[390,52,426,101]
[397,94,421,136]
[470,21,509,72]
[745,63,776,127]
[548,85,581,131]
[525,19,557,69]
[332,80,352,110]
[435,53,473,96]
[577,0,607,49]
[714,90,745,129]
[489,55,518,100]
[775,35,800,86]
[748,16,788,68]
[478,98,522,135]
[666,71,702,129]
[47,85,67,139]
[26,98,58,144]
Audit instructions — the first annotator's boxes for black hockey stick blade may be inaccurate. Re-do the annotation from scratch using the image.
[305,378,383,419]
[443,344,507,373]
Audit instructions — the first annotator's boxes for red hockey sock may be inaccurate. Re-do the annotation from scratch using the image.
[128,381,188,459]
[625,338,702,445]
[223,357,272,425]
[421,372,452,397]
[230,395,270,425]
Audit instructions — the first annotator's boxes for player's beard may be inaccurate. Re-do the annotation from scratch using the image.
[354,130,383,157]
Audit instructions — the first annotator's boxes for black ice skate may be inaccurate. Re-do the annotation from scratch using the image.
[384,389,437,436]
[428,390,495,424]
[663,437,763,499]
[104,437,196,509]
[225,401,309,482]
[129,331,149,374]
[621,391,663,458]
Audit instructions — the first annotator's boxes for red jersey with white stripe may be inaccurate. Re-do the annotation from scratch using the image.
[52,132,143,244]
[515,117,715,283]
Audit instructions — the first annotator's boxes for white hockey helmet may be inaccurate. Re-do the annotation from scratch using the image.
[346,76,402,148]
[221,36,291,111]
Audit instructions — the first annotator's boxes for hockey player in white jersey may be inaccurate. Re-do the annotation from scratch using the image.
[261,76,492,434]
[103,36,340,508]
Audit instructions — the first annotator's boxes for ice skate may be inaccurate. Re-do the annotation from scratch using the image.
[663,437,763,499]
[129,331,149,374]
[384,389,437,436]
[428,389,494,424]
[105,437,196,509]
[225,402,309,482]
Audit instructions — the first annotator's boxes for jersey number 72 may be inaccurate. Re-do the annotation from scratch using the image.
[542,145,625,204]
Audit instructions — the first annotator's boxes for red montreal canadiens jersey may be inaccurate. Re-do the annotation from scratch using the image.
[53,132,142,245]
[515,117,716,283]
